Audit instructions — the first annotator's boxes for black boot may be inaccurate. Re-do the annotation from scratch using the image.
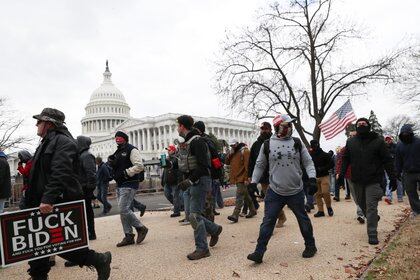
[314,211,325,217]
[116,233,135,247]
[89,251,112,280]
[369,236,379,245]
[302,246,317,258]
[135,226,148,244]
[139,205,146,217]
[247,251,263,263]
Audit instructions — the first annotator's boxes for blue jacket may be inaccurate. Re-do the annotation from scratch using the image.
[96,162,112,187]
[395,124,420,174]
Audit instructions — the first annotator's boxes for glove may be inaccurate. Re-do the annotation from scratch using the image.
[389,177,398,192]
[123,170,130,179]
[308,178,318,196]
[247,183,259,195]
[178,179,193,191]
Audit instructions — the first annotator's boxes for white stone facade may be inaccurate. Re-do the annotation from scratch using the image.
[83,62,257,160]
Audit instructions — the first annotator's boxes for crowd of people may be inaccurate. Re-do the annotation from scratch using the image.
[0,107,419,279]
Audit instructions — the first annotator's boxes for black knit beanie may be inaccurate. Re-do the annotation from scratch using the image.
[115,131,129,142]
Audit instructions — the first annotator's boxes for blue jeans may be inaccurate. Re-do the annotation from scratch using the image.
[255,188,315,255]
[164,184,181,214]
[304,186,314,206]
[0,198,6,213]
[190,176,220,251]
[117,188,144,234]
[212,179,224,208]
[97,183,112,213]
[183,188,191,221]
[385,174,403,201]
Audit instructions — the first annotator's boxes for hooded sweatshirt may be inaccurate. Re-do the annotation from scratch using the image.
[0,151,11,199]
[251,135,316,196]
[395,124,420,174]
[76,136,96,191]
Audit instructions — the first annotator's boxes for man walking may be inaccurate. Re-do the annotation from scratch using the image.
[395,124,420,216]
[176,115,223,260]
[0,149,11,213]
[309,140,335,217]
[247,114,318,263]
[112,131,148,247]
[338,118,397,245]
[96,156,113,215]
[226,139,257,222]
[26,108,111,280]
[162,144,182,217]
[384,135,404,204]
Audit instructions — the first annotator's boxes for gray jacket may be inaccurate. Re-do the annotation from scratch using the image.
[251,135,316,196]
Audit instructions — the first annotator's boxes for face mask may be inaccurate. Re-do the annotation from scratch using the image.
[310,143,319,150]
[260,131,271,139]
[115,136,126,145]
[277,125,292,138]
[356,125,370,135]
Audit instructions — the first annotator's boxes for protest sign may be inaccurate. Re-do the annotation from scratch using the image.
[0,200,89,267]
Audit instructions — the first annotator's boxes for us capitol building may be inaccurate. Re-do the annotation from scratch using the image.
[82,61,257,159]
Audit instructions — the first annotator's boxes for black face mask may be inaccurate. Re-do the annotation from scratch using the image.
[310,143,319,150]
[260,131,271,139]
[400,133,413,144]
[356,125,370,136]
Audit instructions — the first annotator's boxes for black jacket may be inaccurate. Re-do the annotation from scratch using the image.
[310,148,334,178]
[341,132,395,186]
[27,125,83,207]
[184,130,210,182]
[248,134,271,184]
[202,133,223,180]
[0,152,11,199]
[396,124,420,174]
[77,136,96,193]
[161,154,182,186]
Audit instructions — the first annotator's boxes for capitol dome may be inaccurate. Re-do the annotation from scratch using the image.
[81,61,131,137]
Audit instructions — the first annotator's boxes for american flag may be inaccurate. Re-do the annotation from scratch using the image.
[319,100,357,140]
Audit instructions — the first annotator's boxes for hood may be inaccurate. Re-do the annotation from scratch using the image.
[184,129,201,142]
[18,150,32,162]
[399,124,414,136]
[77,136,92,152]
[0,151,7,158]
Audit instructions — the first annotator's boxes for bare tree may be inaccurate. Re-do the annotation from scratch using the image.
[399,45,420,107]
[0,98,32,151]
[383,114,418,140]
[215,0,408,145]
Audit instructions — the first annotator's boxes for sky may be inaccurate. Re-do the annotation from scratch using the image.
[0,0,418,152]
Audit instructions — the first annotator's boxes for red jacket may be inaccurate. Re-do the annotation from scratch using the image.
[335,147,351,179]
[17,160,32,192]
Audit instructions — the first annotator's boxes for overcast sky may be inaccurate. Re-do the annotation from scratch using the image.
[0,0,418,152]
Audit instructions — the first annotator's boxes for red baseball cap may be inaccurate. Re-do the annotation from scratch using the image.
[166,144,176,152]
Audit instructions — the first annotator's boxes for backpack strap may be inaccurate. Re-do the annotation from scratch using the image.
[263,139,270,162]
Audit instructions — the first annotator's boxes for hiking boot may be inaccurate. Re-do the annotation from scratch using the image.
[247,251,263,264]
[209,226,223,247]
[64,261,78,267]
[227,215,238,223]
[116,234,135,247]
[357,216,365,224]
[245,210,257,219]
[135,226,148,244]
[170,213,181,218]
[187,249,210,260]
[92,251,112,280]
[314,211,325,218]
[139,205,146,217]
[302,246,317,258]
[369,236,379,245]
[327,207,334,217]
[384,197,392,205]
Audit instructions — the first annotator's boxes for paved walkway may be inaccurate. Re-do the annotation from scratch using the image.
[2,198,411,280]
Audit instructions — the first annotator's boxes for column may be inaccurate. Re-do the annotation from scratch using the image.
[141,129,146,151]
[147,128,152,151]
[158,126,162,150]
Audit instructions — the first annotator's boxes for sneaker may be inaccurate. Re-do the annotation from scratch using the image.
[357,216,365,224]
[305,204,314,213]
[333,197,340,202]
[239,212,246,217]
[345,195,351,200]
[116,234,135,247]
[187,249,210,260]
[245,210,257,219]
[179,218,187,223]
[247,251,263,264]
[170,213,181,218]
[209,226,223,247]
[398,198,403,203]
[327,207,334,217]
[180,220,190,226]
[227,215,239,223]
[135,226,148,244]
[302,246,317,258]
[314,211,325,218]
[368,236,379,245]
[384,197,392,205]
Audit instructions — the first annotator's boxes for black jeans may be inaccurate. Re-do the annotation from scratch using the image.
[84,192,95,237]
[403,173,420,214]
[28,248,95,279]
[255,188,315,255]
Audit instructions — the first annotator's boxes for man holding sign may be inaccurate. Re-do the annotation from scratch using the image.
[21,108,112,280]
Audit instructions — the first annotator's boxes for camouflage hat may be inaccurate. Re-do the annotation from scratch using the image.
[33,108,65,125]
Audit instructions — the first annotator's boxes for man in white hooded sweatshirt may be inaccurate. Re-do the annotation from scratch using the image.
[247,114,318,264]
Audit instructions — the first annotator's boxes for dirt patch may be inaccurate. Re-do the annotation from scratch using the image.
[363,215,420,280]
